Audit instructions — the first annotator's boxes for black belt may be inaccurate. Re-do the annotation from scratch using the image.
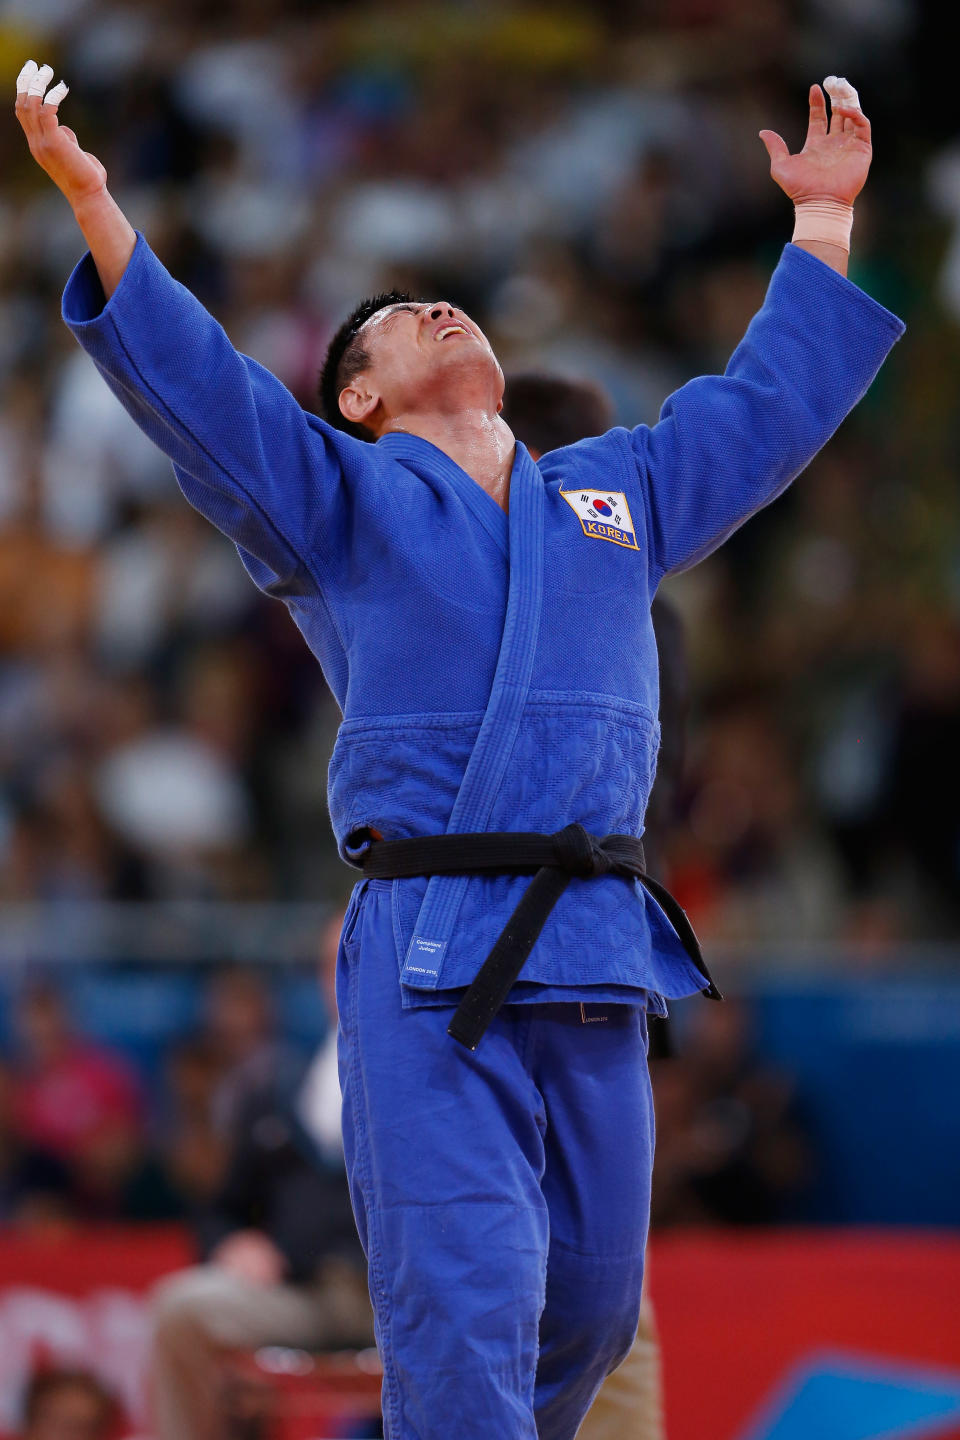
[360,823,721,1050]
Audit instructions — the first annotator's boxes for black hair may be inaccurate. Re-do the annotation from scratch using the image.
[318,290,417,442]
[23,1369,116,1428]
[501,372,615,456]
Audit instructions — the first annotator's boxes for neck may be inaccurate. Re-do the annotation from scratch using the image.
[381,406,516,512]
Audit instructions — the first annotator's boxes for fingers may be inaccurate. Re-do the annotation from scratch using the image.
[28,62,54,97]
[823,75,861,111]
[16,59,38,95]
[823,75,862,134]
[806,83,828,144]
[13,56,103,198]
[14,58,68,150]
[14,59,67,109]
[759,129,789,164]
[831,105,871,146]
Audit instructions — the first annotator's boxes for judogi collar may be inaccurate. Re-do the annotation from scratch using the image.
[370,439,546,993]
[376,431,510,557]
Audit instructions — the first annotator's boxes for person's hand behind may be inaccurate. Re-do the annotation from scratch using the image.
[211,1229,288,1286]
[14,60,107,206]
[759,79,871,206]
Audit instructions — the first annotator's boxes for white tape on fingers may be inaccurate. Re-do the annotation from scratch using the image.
[27,62,54,97]
[16,60,39,95]
[824,75,861,113]
[44,81,69,108]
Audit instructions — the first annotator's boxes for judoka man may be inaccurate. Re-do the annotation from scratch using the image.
[15,65,903,1440]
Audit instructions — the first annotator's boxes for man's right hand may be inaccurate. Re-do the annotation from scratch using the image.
[15,61,107,206]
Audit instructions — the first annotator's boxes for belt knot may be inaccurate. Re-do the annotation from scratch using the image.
[551,823,612,878]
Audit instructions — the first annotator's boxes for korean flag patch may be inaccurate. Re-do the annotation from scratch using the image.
[560,488,639,550]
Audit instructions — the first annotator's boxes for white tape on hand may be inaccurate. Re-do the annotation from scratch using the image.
[44,80,69,108]
[823,75,861,113]
[27,62,54,97]
[16,60,39,95]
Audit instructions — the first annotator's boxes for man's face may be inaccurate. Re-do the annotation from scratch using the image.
[343,300,503,431]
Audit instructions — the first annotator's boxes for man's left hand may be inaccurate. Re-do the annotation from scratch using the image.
[759,79,871,206]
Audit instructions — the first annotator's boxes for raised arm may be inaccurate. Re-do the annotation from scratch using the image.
[14,61,364,598]
[15,60,135,295]
[627,80,904,581]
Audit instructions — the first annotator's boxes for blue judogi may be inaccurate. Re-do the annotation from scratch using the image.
[337,880,655,1440]
[63,238,903,1437]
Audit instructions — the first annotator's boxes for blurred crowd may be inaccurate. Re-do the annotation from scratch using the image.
[0,966,808,1437]
[1,970,279,1228]
[0,966,809,1236]
[1,971,811,1440]
[1,0,959,944]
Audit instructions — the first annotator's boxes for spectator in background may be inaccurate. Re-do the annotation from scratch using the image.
[160,1037,230,1213]
[68,1113,183,1223]
[157,966,308,1221]
[6,984,182,1223]
[149,916,373,1440]
[888,613,960,930]
[204,967,289,1138]
[16,1369,118,1440]
[651,998,812,1228]
[668,691,844,945]
[0,1060,71,1229]
[158,965,315,1222]
[11,986,141,1165]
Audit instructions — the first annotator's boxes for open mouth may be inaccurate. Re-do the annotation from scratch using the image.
[435,324,469,341]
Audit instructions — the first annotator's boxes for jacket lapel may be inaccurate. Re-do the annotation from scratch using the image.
[400,442,544,990]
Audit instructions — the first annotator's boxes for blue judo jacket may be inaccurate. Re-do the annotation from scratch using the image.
[63,238,904,1008]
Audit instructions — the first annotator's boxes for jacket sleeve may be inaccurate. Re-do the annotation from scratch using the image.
[628,244,905,581]
[62,234,371,598]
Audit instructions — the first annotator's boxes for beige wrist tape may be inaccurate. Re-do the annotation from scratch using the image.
[792,199,854,252]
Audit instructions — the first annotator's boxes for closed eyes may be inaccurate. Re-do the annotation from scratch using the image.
[376,303,421,331]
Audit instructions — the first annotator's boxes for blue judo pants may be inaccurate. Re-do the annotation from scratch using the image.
[337,880,654,1440]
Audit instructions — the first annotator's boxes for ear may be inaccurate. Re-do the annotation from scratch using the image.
[496,397,504,413]
[339,380,380,429]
